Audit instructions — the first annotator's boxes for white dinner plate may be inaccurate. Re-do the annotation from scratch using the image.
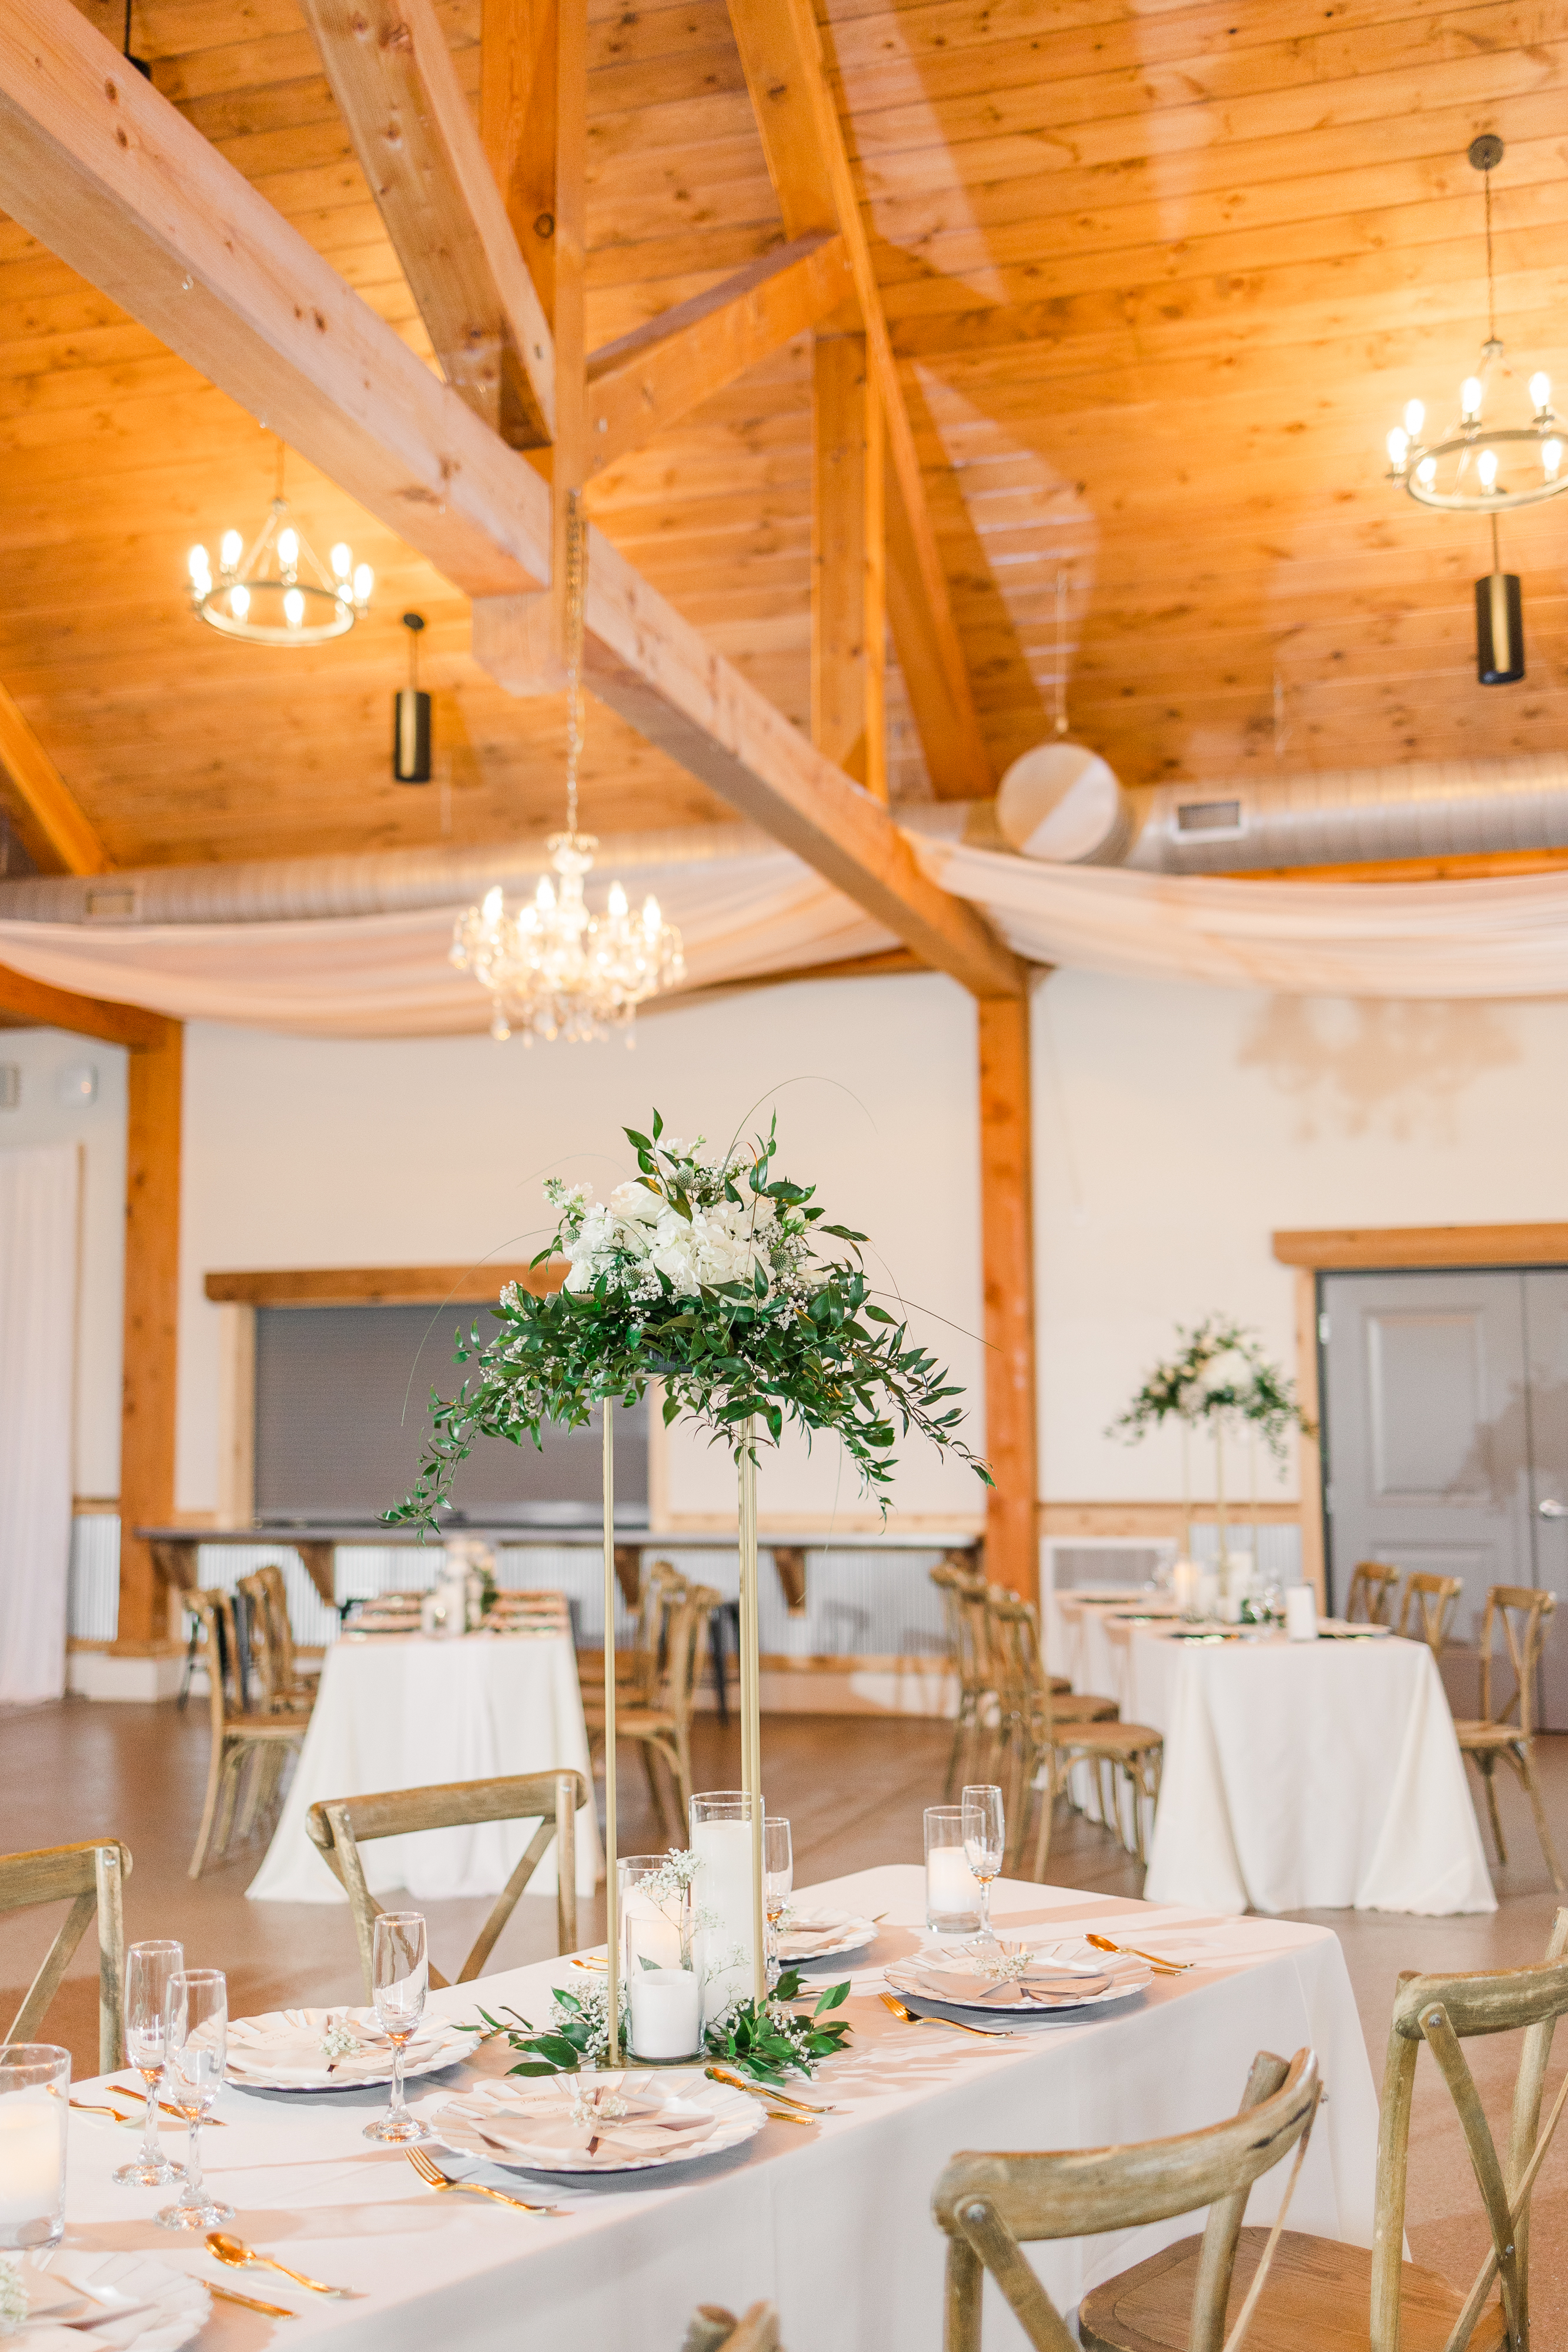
[219,2006,476,2091]
[885,1935,1151,2017]
[14,2250,209,2350]
[775,1907,879,1965]
[430,2069,764,2175]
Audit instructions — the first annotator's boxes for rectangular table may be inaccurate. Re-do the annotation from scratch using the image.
[59,1866,1379,2350]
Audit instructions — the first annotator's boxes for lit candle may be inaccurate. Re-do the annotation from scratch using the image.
[628,1969,703,2061]
[1286,1586,1318,1643]
[690,1816,757,2024]
[925,1843,981,1926]
[621,1885,683,1973]
[1172,1559,1202,1616]
[0,2092,65,2237]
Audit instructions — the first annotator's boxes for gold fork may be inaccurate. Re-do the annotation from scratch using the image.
[879,1993,1014,2040]
[1085,1933,1192,1975]
[404,2144,561,2214]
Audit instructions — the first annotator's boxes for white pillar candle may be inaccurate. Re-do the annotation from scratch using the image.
[925,1843,981,1924]
[620,1885,683,1973]
[691,1818,757,2024]
[628,1969,703,2061]
[0,2093,65,2231]
[1286,1585,1318,1642]
[1172,1559,1202,1615]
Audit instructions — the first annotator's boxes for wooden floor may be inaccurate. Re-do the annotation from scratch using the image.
[5,1696,1568,2334]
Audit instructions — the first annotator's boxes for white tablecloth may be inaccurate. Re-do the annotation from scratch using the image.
[63,1866,1378,2351]
[1060,1611,1496,1917]
[247,1631,600,1903]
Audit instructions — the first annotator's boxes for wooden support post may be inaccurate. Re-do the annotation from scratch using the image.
[1293,1267,1327,1610]
[117,1023,182,1648]
[978,993,1038,1600]
[551,0,586,671]
[481,0,557,329]
[812,333,885,801]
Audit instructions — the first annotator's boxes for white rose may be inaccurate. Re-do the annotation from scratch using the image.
[610,1181,663,1227]
[1202,1349,1248,1394]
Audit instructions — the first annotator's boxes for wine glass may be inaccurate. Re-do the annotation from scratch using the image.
[763,1818,793,1992]
[156,1970,233,2229]
[961,1785,1006,1947]
[363,1912,427,2144]
[113,1941,185,2187]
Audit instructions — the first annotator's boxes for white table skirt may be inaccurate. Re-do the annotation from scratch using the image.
[1065,1616,1497,1917]
[247,1631,600,1903]
[62,1867,1378,2351]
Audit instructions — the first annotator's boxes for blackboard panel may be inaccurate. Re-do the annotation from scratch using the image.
[253,1302,647,1525]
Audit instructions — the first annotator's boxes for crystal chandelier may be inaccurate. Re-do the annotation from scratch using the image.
[1383,138,1564,514]
[450,496,685,1044]
[187,445,372,646]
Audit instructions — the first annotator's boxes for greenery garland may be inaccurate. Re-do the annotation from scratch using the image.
[1109,1313,1315,1462]
[389,1110,989,1528]
[478,1973,852,2087]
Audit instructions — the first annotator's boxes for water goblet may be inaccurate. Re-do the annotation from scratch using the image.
[363,1912,427,2144]
[961,1784,1006,1947]
[156,1971,233,2230]
[113,1940,185,2188]
[763,1818,793,1992]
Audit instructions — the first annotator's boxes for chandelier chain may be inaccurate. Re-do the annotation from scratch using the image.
[564,488,586,838]
[1483,163,1496,346]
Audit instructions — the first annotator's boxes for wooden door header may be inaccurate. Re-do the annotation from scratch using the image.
[1273,1225,1568,1272]
[205,1264,565,1307]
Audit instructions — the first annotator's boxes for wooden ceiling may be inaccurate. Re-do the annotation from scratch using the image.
[1,0,1565,871]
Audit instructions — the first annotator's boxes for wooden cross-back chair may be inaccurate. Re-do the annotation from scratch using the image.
[188,1588,309,1879]
[931,1562,998,1796]
[305,1769,589,1999]
[1,1840,130,2074]
[985,1591,1120,1861]
[235,1568,316,1716]
[934,2044,1320,2352]
[1345,1560,1401,1626]
[1397,1569,1464,1662]
[1455,1586,1565,1892]
[1082,1912,1568,2352]
[585,1582,718,1842]
[682,2304,780,2352]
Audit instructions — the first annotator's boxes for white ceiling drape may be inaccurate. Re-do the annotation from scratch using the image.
[2,833,1567,1037]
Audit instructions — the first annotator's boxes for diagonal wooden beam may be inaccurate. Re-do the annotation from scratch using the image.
[480,0,556,329]
[726,0,995,801]
[813,330,885,800]
[300,0,554,447]
[0,960,170,1048]
[0,682,113,877]
[0,0,1021,1000]
[586,233,854,476]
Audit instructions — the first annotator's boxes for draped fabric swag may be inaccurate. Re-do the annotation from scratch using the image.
[0,1144,80,1703]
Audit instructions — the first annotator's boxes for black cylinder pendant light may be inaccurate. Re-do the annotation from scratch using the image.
[1475,516,1524,684]
[393,612,432,782]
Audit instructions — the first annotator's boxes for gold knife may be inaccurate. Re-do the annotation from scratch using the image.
[209,2283,298,2318]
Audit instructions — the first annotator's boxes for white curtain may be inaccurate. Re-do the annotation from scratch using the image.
[0,1144,80,1703]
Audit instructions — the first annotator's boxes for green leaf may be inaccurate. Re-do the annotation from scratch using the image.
[812,1980,850,2015]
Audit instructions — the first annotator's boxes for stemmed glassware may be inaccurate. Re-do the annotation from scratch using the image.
[961,1785,1006,1948]
[362,1912,428,2144]
[156,1970,233,2230]
[113,1941,186,2188]
[763,1818,793,1992]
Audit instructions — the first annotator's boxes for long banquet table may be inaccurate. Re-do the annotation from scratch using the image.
[1057,1595,1495,1917]
[61,1866,1380,2350]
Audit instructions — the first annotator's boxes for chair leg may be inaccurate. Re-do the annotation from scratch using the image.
[1477,1755,1509,1866]
[1513,1743,1567,1893]
[188,1729,229,1879]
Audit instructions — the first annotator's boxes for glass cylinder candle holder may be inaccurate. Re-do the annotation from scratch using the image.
[618,1856,691,1976]
[626,1915,704,2062]
[690,1792,761,2025]
[0,2046,69,2251]
[924,1807,982,1933]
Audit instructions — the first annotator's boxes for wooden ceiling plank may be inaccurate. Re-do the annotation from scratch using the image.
[0,679,113,876]
[299,0,555,449]
[584,231,852,474]
[0,0,1018,996]
[726,0,994,800]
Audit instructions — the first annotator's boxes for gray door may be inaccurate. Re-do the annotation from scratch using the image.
[1524,1270,1568,1726]
[1322,1269,1533,1719]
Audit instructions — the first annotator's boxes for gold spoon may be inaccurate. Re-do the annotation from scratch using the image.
[1085,1933,1191,1975]
[206,2233,350,2297]
[879,1992,1014,2039]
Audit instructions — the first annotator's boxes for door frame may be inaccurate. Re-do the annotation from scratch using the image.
[1272,1225,1568,1614]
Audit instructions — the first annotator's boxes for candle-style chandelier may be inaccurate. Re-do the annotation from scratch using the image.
[1383,137,1564,514]
[450,496,685,1044]
[187,443,373,646]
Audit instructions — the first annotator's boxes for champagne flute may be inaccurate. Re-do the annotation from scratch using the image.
[961,1785,1006,1948]
[763,1817,793,1992]
[113,1941,186,2187]
[363,1912,427,2144]
[156,1970,232,2229]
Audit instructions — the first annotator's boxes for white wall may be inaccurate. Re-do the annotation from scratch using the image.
[174,974,988,1529]
[1035,977,1568,1505]
[0,1029,126,1496]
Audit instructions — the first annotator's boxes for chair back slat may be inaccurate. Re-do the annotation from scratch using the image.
[1396,1570,1463,1660]
[1477,1585,1555,1736]
[1346,1561,1400,1626]
[0,1840,131,2073]
[305,1769,589,1997]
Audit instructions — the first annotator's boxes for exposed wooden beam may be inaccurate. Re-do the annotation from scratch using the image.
[0,0,1021,1000]
[0,682,113,877]
[0,960,170,1049]
[300,0,554,447]
[812,330,885,800]
[205,1262,566,1307]
[118,1020,182,1648]
[978,991,1038,1599]
[587,235,854,477]
[479,0,556,330]
[726,0,995,801]
[1273,1224,1568,1272]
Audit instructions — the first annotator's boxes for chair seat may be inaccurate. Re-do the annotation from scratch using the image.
[1042,1692,1119,1723]
[1053,1719,1162,1758]
[227,1713,307,1741]
[1454,1720,1527,1750]
[1078,2227,1506,2352]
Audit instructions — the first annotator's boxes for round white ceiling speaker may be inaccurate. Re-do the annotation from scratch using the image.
[995,739,1129,864]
